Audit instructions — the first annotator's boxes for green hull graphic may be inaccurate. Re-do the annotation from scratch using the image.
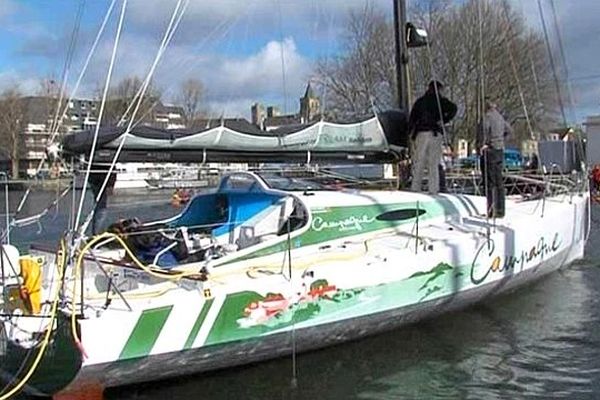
[184,299,214,349]
[120,306,173,360]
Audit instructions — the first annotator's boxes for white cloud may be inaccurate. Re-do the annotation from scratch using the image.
[161,38,311,117]
[214,38,309,97]
[3,0,388,119]
[0,70,40,95]
[68,32,310,118]
[126,0,392,45]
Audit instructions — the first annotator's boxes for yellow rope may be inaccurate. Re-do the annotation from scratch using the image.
[0,240,66,400]
[69,232,203,349]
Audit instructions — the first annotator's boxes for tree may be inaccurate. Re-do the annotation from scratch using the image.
[316,0,558,147]
[0,87,25,178]
[101,76,162,126]
[315,5,396,121]
[408,0,556,146]
[177,78,204,125]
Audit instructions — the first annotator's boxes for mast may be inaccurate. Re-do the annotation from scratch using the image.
[393,0,410,111]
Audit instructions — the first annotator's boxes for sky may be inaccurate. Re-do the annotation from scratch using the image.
[0,0,597,123]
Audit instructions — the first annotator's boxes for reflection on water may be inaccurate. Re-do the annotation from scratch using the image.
[3,190,600,399]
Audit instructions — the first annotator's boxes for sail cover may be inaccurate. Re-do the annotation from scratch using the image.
[62,111,408,164]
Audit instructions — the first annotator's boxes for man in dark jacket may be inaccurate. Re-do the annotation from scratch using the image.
[409,80,457,194]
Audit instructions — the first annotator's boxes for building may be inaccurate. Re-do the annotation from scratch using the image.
[66,98,99,132]
[189,117,262,134]
[19,97,71,176]
[543,126,575,142]
[253,82,321,131]
[251,103,266,126]
[520,139,538,159]
[456,139,469,158]
[17,97,185,177]
[585,115,600,167]
[299,83,320,123]
[266,106,280,118]
[150,102,185,129]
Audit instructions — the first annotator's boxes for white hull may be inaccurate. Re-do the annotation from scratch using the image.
[2,172,589,396]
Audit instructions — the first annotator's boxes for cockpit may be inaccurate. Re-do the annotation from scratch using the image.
[109,172,309,268]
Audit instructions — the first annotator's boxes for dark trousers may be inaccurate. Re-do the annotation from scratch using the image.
[480,148,505,217]
[438,164,446,193]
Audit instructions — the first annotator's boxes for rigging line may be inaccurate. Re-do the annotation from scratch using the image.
[529,54,543,109]
[548,0,586,173]
[129,1,255,130]
[277,0,289,114]
[49,0,85,137]
[11,0,118,222]
[51,0,118,138]
[127,0,243,128]
[319,11,337,116]
[478,0,485,123]
[214,0,244,119]
[80,0,189,234]
[424,35,448,145]
[117,0,188,126]
[500,0,534,139]
[537,0,567,127]
[74,0,128,231]
[548,0,576,122]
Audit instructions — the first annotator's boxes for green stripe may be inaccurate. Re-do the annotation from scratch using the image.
[119,306,173,360]
[183,298,214,349]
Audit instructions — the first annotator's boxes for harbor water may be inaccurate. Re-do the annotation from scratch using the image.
[4,189,600,400]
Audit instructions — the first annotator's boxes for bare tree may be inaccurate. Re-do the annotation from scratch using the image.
[102,76,162,126]
[177,78,204,125]
[315,5,396,120]
[317,0,557,147]
[409,0,557,146]
[0,87,25,178]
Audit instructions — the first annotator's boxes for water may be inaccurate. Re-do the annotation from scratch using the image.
[4,190,600,399]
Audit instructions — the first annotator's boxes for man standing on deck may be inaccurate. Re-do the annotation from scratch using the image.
[409,80,457,194]
[478,99,513,218]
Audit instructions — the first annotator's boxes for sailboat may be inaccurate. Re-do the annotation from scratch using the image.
[0,0,589,398]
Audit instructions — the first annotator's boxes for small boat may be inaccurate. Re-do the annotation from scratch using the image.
[171,188,192,207]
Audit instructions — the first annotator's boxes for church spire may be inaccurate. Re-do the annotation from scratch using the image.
[303,82,316,99]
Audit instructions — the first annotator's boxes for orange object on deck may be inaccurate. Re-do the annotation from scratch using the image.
[19,256,43,314]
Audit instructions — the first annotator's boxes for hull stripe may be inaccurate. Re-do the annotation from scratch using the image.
[193,295,226,348]
[119,306,173,360]
[184,299,214,349]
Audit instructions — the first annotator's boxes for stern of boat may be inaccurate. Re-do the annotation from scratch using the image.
[0,244,84,397]
[0,312,83,396]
